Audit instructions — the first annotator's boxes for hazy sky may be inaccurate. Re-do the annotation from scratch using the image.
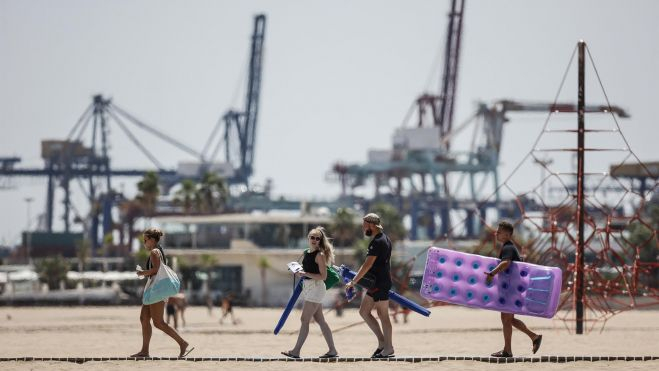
[1,0,658,244]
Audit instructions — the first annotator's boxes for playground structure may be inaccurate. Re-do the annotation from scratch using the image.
[416,41,659,333]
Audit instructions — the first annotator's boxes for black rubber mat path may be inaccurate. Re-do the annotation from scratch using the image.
[0,356,657,363]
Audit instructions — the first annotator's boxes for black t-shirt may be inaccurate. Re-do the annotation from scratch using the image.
[302,250,320,274]
[498,241,521,262]
[366,232,392,287]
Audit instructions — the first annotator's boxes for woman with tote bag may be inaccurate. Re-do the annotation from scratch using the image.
[130,227,194,358]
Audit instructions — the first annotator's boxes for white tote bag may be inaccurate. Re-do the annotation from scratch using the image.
[142,254,181,305]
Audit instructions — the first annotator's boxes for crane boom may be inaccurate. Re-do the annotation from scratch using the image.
[242,14,266,183]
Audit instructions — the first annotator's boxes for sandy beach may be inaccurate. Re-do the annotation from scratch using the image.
[0,304,658,370]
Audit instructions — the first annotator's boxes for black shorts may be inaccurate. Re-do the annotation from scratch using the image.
[166,303,176,315]
[366,286,390,302]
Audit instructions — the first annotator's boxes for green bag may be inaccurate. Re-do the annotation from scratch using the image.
[324,265,340,289]
[304,249,340,289]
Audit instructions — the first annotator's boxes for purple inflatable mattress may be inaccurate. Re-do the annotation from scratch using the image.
[420,247,562,318]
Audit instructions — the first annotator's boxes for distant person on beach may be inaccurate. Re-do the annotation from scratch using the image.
[344,213,395,358]
[281,226,338,359]
[131,227,194,358]
[485,221,542,358]
[333,291,345,317]
[165,301,178,330]
[205,293,214,316]
[164,292,187,329]
[170,292,187,328]
[219,293,238,325]
[390,300,410,324]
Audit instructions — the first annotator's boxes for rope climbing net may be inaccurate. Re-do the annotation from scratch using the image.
[428,43,659,333]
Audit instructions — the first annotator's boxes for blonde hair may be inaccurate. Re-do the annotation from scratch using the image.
[308,226,335,265]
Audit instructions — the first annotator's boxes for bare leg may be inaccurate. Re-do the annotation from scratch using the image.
[512,315,540,352]
[359,295,385,349]
[390,302,399,324]
[220,310,227,324]
[374,300,394,356]
[130,305,152,357]
[501,313,514,354]
[512,317,538,339]
[150,301,191,357]
[176,304,186,328]
[288,301,321,356]
[313,304,337,355]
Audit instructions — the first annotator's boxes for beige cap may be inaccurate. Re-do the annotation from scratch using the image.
[363,213,383,229]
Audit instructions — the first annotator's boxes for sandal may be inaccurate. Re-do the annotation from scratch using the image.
[179,346,195,358]
[371,348,383,358]
[319,353,338,358]
[532,335,543,354]
[281,351,300,359]
[373,353,395,358]
[491,350,513,358]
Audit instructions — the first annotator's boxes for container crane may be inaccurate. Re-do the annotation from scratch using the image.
[329,0,630,240]
[202,14,266,187]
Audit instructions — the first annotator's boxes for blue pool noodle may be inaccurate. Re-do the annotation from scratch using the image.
[339,265,431,317]
[273,278,304,335]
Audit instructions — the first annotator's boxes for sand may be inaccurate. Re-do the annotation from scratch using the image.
[0,304,658,370]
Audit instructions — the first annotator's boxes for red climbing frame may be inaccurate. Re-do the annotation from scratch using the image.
[426,42,659,333]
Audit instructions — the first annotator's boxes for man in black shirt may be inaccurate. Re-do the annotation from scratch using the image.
[345,213,394,358]
[485,221,542,358]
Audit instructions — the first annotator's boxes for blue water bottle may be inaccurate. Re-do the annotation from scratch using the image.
[346,286,355,302]
[345,277,356,302]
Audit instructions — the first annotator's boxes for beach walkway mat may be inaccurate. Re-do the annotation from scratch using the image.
[1,356,658,363]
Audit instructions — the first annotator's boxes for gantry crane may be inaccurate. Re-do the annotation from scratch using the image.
[0,14,268,253]
[202,14,266,187]
[0,94,201,252]
[329,0,629,240]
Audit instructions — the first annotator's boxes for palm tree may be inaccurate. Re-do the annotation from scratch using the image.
[75,239,91,272]
[134,247,150,267]
[119,199,145,248]
[137,171,160,216]
[199,254,218,297]
[173,179,197,214]
[332,208,361,247]
[627,201,659,286]
[199,253,218,270]
[370,202,407,243]
[352,239,370,264]
[35,256,70,290]
[258,256,271,306]
[197,172,229,214]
